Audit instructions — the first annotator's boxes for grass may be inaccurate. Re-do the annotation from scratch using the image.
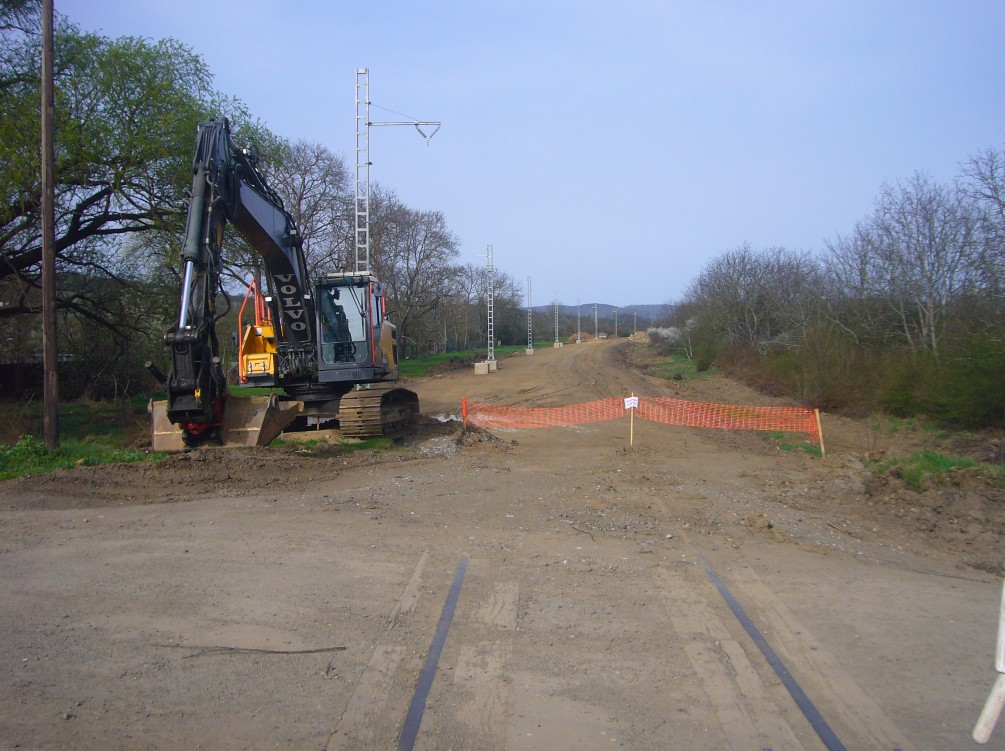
[53,396,154,438]
[650,353,719,381]
[0,390,399,478]
[0,433,163,481]
[228,345,533,381]
[0,388,281,480]
[0,362,419,479]
[881,416,951,439]
[869,450,1005,491]
[768,431,823,458]
[0,396,153,444]
[398,345,529,378]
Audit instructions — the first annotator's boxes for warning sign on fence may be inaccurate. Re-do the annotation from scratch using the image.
[624,396,639,410]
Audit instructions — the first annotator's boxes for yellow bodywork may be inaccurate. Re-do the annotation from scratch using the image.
[240,321,278,382]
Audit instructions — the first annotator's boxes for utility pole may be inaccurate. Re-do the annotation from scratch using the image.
[355,68,440,273]
[593,304,598,339]
[41,0,59,450]
[576,299,581,343]
[615,308,618,337]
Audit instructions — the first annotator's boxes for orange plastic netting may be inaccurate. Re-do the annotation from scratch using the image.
[462,396,821,444]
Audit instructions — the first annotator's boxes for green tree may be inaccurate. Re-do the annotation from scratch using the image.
[0,9,212,334]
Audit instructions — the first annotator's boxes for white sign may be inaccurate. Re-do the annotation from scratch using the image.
[624,396,639,410]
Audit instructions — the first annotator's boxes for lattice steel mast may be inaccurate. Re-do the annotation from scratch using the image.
[554,293,559,344]
[486,244,495,362]
[526,276,533,350]
[354,68,440,273]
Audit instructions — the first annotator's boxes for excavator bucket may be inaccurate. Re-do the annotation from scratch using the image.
[148,394,304,452]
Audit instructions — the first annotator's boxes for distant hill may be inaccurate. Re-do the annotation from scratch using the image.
[531,303,671,327]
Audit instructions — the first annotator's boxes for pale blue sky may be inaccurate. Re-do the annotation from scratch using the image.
[60,1,1005,306]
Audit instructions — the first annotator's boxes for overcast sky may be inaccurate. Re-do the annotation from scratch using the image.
[60,0,1005,306]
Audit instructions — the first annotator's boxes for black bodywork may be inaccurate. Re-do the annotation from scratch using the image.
[157,118,397,440]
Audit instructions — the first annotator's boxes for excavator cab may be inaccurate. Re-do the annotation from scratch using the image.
[319,284,360,365]
[315,272,398,381]
[236,272,398,385]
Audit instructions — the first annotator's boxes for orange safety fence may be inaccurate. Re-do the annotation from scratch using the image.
[462,397,627,429]
[462,396,822,445]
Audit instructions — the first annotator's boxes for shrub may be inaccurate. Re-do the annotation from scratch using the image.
[647,327,682,356]
[927,337,1005,429]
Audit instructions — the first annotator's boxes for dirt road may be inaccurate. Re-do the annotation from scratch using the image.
[2,339,1003,750]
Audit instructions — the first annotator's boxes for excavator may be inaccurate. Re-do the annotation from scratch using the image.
[147,117,418,450]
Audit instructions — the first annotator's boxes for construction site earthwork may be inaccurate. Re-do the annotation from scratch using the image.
[3,337,1005,751]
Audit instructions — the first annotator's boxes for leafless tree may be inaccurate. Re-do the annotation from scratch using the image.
[823,221,902,348]
[368,189,460,354]
[961,147,1005,308]
[439,262,483,350]
[268,139,352,278]
[871,172,979,357]
[682,244,822,350]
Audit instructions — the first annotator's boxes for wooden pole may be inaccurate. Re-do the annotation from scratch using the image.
[814,408,825,460]
[40,0,59,450]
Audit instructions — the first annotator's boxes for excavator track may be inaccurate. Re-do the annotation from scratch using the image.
[338,384,419,439]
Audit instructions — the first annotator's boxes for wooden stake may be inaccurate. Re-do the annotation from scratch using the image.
[814,408,826,459]
[630,392,634,447]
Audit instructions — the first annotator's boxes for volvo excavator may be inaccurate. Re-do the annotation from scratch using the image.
[147,117,418,450]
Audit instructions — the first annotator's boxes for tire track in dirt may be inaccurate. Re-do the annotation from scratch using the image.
[452,580,520,745]
[708,555,917,751]
[327,644,408,749]
[654,561,811,750]
[328,549,437,749]
[647,484,915,751]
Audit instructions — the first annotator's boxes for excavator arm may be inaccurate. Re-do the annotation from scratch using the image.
[158,118,315,439]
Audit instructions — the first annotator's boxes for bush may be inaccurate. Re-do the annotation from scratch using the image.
[647,327,682,356]
[693,339,717,372]
[0,434,49,465]
[0,433,161,480]
[926,338,1005,429]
